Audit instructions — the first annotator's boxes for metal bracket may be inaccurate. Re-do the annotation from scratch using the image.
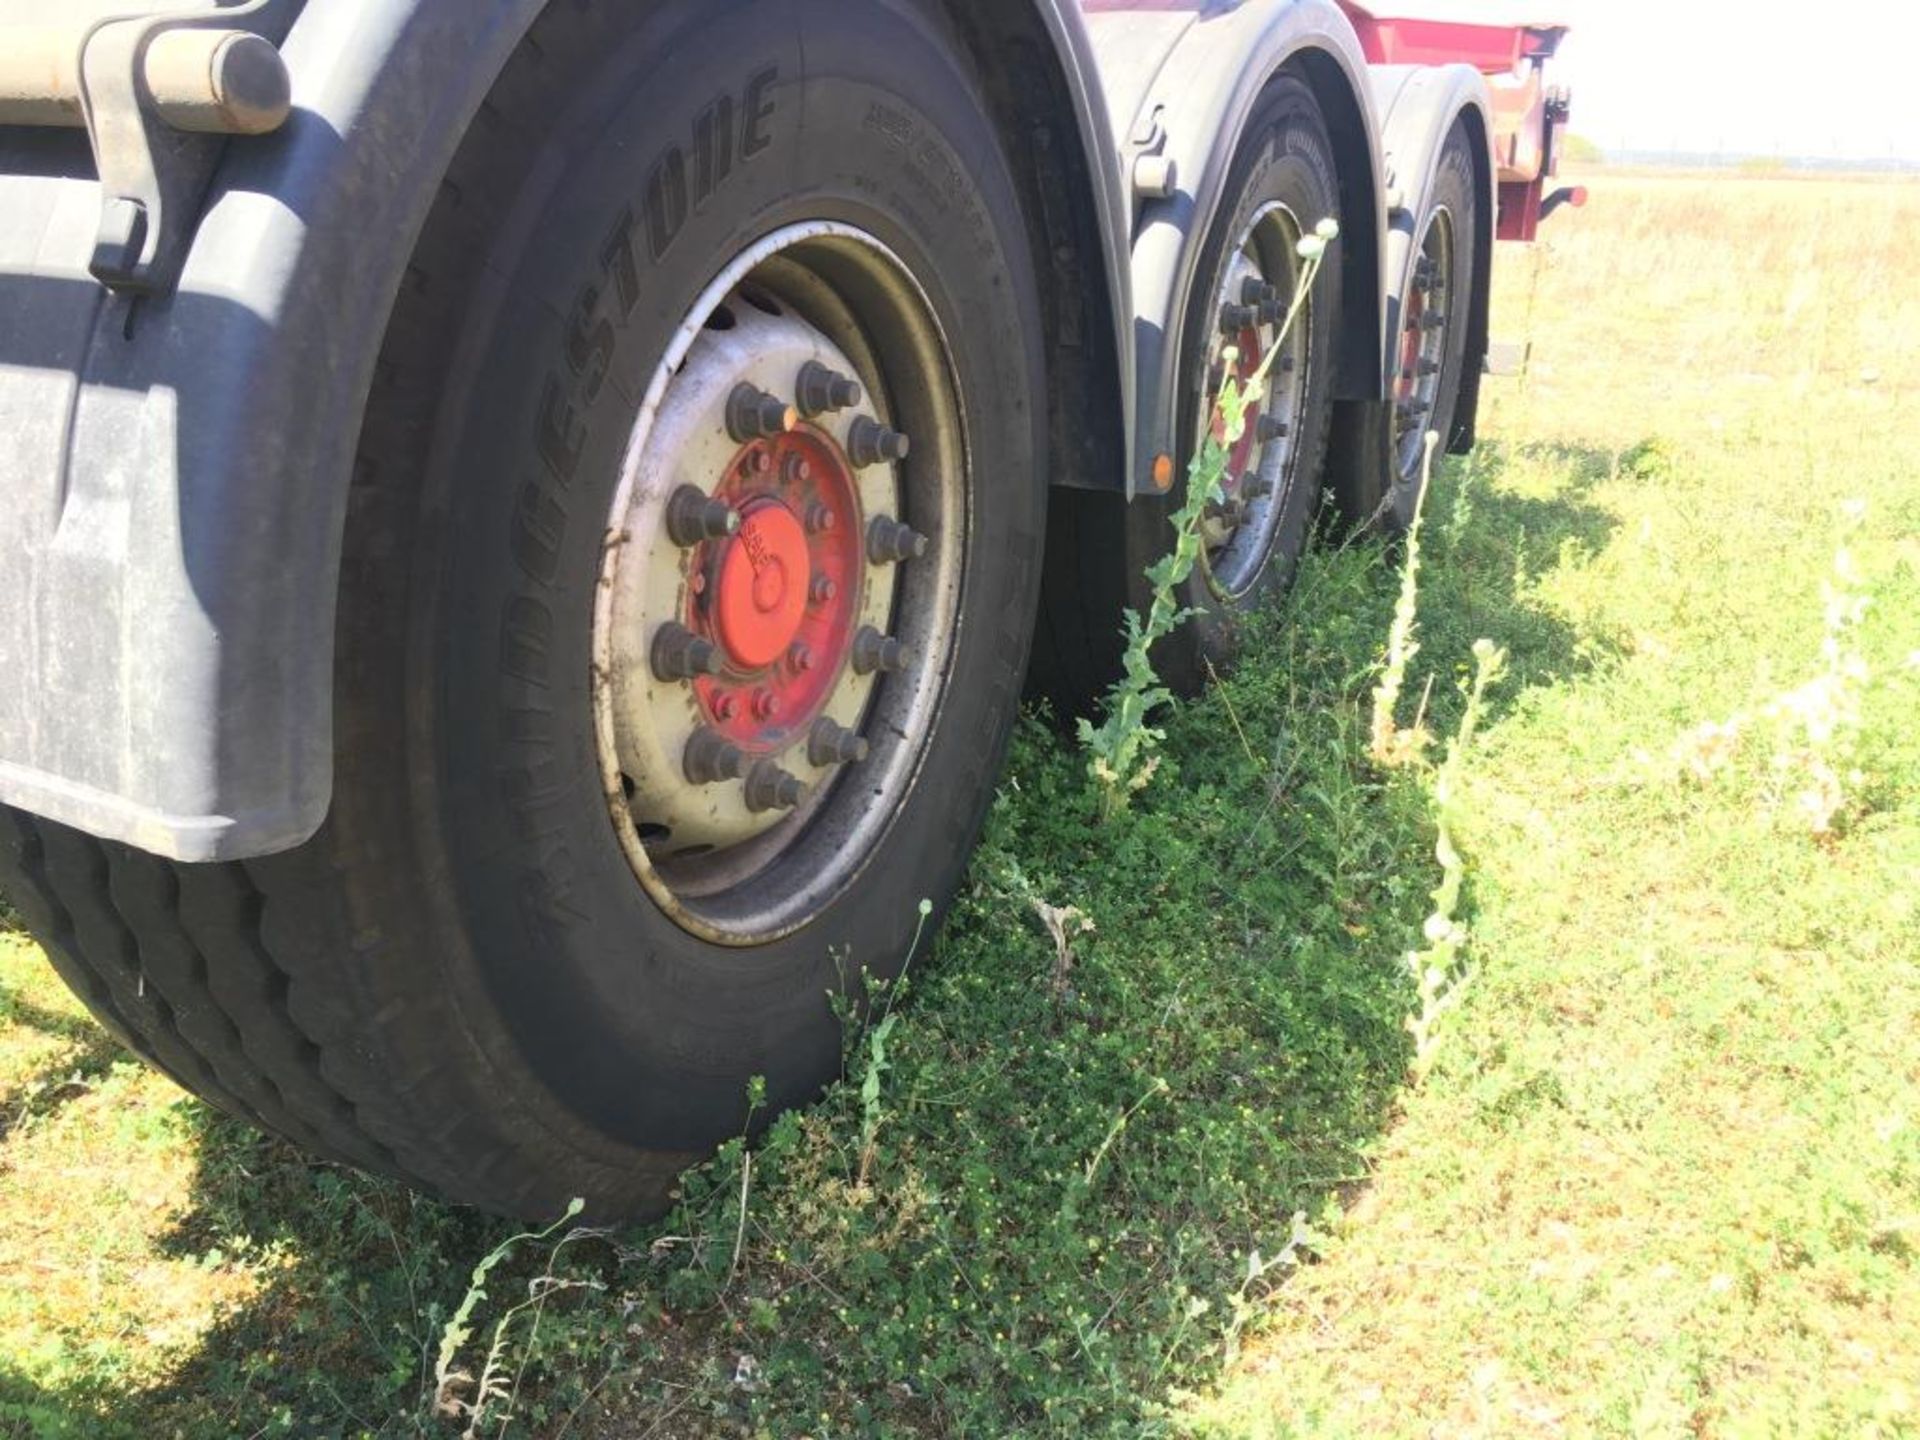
[1129,106,1177,201]
[77,0,278,295]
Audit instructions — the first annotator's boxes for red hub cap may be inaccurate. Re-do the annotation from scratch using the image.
[690,428,863,753]
[714,502,809,668]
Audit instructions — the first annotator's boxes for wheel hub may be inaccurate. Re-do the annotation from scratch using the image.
[591,223,965,945]
[603,295,908,857]
[691,428,866,752]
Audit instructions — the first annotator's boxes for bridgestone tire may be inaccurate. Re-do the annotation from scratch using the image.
[0,0,1047,1221]
[1030,75,1341,709]
[1327,120,1479,535]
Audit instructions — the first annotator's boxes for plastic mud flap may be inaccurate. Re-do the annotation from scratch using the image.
[0,0,550,863]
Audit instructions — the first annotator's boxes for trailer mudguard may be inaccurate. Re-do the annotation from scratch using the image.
[0,0,1134,863]
[1083,0,1386,497]
[1364,62,1495,451]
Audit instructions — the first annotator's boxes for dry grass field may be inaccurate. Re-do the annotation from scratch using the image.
[1,169,1916,1437]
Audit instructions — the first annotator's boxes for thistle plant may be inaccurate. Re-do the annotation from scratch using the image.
[433,1198,594,1436]
[1370,431,1440,766]
[1080,218,1340,814]
[1405,637,1507,1076]
[1667,500,1876,836]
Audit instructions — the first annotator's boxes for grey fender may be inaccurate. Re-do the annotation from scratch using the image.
[1364,62,1495,451]
[1084,0,1387,497]
[0,0,1134,862]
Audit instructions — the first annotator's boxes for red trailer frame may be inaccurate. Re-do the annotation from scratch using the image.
[1338,3,1580,241]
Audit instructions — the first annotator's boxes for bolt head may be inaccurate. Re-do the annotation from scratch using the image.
[1220,302,1256,334]
[809,575,837,605]
[713,692,738,721]
[751,690,781,722]
[848,416,911,468]
[789,643,814,673]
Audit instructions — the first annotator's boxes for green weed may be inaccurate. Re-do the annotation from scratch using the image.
[1080,219,1339,814]
[1403,636,1506,1077]
[432,1198,590,1436]
[1370,431,1440,767]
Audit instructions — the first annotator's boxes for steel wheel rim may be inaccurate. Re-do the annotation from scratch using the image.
[592,223,967,946]
[1198,202,1313,601]
[1393,207,1455,478]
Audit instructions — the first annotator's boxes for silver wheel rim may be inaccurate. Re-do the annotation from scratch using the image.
[1198,202,1313,601]
[592,223,967,946]
[1393,206,1456,479]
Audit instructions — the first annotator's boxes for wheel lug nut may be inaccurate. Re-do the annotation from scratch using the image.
[805,502,836,534]
[743,760,806,813]
[1219,302,1257,334]
[1242,473,1275,501]
[1240,277,1279,307]
[788,642,814,673]
[784,454,814,484]
[809,574,838,606]
[666,485,740,546]
[1278,354,1296,374]
[750,449,774,475]
[808,717,871,767]
[796,360,863,417]
[726,383,796,442]
[684,728,749,785]
[847,416,911,468]
[851,626,907,675]
[866,515,928,565]
[1258,298,1286,325]
[652,622,723,681]
[1256,415,1289,443]
[750,689,781,722]
[712,691,739,721]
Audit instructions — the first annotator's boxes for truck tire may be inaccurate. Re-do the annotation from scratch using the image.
[1032,74,1341,708]
[1328,118,1479,533]
[0,0,1047,1220]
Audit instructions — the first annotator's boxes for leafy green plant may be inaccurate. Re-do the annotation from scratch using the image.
[1404,637,1506,1077]
[851,897,931,1188]
[433,1197,590,1437]
[1371,431,1441,766]
[1080,218,1339,814]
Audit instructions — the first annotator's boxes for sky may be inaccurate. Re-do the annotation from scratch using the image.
[1545,0,1920,162]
